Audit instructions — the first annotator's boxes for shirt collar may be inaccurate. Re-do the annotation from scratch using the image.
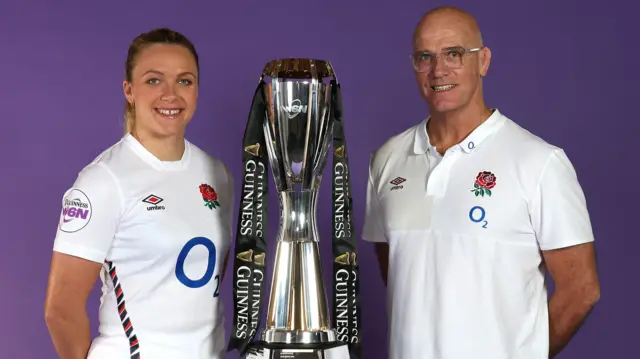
[413,108,506,155]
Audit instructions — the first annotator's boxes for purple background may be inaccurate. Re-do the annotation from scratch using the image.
[1,1,636,358]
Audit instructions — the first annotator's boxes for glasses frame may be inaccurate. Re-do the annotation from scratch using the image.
[410,46,483,73]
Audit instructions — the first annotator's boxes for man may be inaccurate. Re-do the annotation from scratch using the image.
[362,6,600,359]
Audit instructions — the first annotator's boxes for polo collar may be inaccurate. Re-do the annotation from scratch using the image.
[413,108,506,155]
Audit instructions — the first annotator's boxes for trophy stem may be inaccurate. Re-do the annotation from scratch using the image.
[233,59,354,358]
[261,190,335,345]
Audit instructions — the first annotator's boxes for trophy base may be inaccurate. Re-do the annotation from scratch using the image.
[262,328,337,343]
[244,341,350,359]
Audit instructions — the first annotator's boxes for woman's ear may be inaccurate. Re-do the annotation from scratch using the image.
[123,81,134,104]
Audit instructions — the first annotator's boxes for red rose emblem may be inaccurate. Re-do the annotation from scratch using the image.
[199,184,220,209]
[475,171,496,189]
[471,171,496,197]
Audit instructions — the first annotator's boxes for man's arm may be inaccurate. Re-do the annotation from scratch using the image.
[543,242,600,358]
[362,155,389,286]
[528,148,600,358]
[373,243,389,286]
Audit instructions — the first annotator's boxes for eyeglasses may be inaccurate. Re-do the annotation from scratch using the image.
[410,46,482,73]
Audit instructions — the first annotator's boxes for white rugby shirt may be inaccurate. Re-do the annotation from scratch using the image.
[53,133,234,359]
[362,109,594,359]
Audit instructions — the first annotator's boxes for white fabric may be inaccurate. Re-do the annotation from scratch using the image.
[362,109,594,359]
[53,133,234,359]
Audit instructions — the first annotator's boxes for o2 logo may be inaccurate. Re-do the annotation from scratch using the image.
[468,206,488,229]
[175,236,220,297]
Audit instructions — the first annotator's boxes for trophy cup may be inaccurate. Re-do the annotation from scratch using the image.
[227,59,362,359]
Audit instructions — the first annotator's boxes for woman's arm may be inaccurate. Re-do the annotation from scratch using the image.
[45,162,122,358]
[45,252,103,359]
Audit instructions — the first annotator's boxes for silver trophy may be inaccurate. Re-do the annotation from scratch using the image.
[228,59,360,359]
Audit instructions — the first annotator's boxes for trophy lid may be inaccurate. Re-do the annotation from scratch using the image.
[262,58,336,80]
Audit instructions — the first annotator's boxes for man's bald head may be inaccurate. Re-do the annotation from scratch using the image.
[413,6,483,50]
[410,6,492,116]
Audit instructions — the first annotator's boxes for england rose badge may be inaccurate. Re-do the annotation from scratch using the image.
[471,171,496,197]
[199,183,220,210]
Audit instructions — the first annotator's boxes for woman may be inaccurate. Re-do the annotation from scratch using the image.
[44,28,233,359]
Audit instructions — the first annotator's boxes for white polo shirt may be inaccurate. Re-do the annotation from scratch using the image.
[362,109,594,359]
[52,133,234,359]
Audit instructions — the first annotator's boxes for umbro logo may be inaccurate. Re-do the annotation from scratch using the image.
[389,177,406,191]
[142,194,165,211]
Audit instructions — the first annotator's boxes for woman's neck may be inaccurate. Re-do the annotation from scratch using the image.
[131,131,185,162]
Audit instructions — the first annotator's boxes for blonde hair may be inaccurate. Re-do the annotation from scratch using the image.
[124,102,135,135]
[122,28,200,135]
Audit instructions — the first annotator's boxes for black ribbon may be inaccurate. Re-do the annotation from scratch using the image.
[227,79,362,357]
[227,82,269,355]
[329,80,362,357]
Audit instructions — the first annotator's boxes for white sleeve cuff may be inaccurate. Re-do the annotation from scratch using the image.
[53,241,108,264]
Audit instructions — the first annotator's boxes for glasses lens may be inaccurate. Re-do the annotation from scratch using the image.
[412,52,431,72]
[443,50,463,68]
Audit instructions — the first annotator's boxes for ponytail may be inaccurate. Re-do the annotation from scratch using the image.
[124,101,135,135]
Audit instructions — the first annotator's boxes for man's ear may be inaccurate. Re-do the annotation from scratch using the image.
[480,47,492,77]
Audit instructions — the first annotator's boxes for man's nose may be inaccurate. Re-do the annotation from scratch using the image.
[431,56,448,77]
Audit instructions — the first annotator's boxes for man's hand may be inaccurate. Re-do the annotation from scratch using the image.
[543,242,600,358]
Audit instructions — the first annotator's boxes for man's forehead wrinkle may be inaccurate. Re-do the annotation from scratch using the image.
[414,28,473,51]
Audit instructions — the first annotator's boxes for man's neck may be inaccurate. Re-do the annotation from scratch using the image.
[427,101,493,155]
[132,131,186,162]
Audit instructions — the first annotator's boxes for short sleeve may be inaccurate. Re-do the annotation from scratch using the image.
[223,164,235,237]
[53,163,122,263]
[530,149,594,251]
[361,159,388,243]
